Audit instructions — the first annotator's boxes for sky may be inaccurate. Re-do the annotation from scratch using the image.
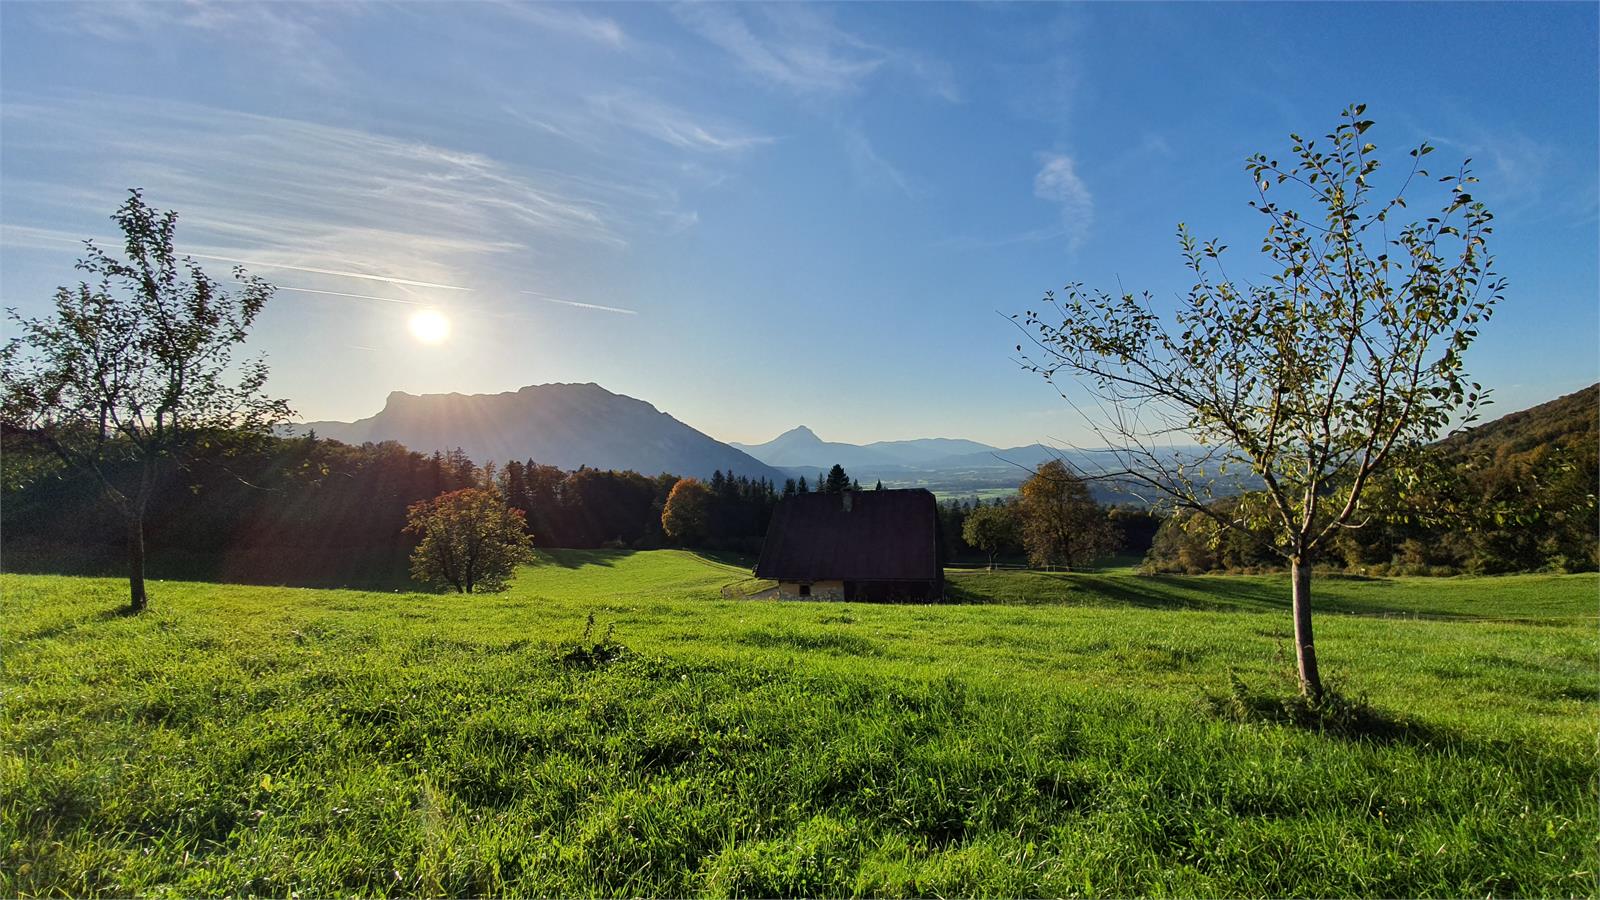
[2,2,1595,448]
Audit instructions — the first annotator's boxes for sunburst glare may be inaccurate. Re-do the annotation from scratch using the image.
[408,309,451,344]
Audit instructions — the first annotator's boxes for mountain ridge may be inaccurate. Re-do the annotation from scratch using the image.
[733,425,1100,479]
[296,382,784,482]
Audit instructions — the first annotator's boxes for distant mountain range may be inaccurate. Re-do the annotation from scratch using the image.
[290,380,1590,505]
[290,382,1171,497]
[293,383,1117,493]
[732,425,1104,483]
[296,383,785,483]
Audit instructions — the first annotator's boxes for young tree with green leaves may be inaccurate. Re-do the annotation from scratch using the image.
[1016,106,1504,698]
[962,502,1021,570]
[0,190,291,612]
[405,488,534,593]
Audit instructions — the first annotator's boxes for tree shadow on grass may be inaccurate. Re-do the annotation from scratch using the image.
[1211,680,1431,745]
[1216,683,1594,783]
[945,572,1290,612]
[14,608,118,642]
[950,570,1574,621]
[7,547,422,592]
[689,549,757,571]
[1072,574,1287,611]
[535,548,628,570]
[1206,672,1537,760]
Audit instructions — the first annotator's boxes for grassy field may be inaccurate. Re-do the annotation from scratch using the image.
[3,551,1595,896]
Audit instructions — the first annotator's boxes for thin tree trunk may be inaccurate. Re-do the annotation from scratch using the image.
[1291,556,1322,699]
[126,515,149,613]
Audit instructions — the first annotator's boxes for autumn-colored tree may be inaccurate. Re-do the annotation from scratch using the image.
[962,502,1021,569]
[1016,106,1504,697]
[405,488,534,593]
[1017,460,1117,570]
[661,477,712,544]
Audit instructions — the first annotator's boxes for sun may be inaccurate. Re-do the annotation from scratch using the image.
[408,309,451,344]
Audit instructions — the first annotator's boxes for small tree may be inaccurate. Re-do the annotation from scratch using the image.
[405,488,534,593]
[1017,460,1117,569]
[0,190,291,612]
[1015,105,1504,697]
[661,477,712,544]
[962,503,1021,569]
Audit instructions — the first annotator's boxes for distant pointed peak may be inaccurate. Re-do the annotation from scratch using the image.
[781,425,820,440]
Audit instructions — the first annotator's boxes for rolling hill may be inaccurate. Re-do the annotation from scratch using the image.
[1434,383,1597,464]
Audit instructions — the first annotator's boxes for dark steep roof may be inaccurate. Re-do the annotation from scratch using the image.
[755,489,941,582]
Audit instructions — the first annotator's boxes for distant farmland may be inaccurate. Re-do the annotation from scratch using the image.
[4,551,1592,896]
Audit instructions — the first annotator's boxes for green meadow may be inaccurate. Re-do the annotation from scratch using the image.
[3,551,1595,897]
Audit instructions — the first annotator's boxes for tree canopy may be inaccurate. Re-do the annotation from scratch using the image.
[0,189,291,611]
[1016,105,1505,697]
[661,478,713,544]
[1017,460,1116,570]
[405,488,533,593]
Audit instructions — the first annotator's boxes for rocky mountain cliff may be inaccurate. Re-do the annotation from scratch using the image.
[298,383,785,482]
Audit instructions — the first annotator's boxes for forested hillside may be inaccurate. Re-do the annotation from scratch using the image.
[1146,385,1598,575]
[1435,383,1596,466]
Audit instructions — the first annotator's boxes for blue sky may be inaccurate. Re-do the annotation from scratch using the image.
[2,2,1595,447]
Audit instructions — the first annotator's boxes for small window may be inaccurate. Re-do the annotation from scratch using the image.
[799,584,811,597]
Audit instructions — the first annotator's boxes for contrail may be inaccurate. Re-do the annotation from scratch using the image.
[521,290,637,315]
[277,285,420,305]
[194,254,472,291]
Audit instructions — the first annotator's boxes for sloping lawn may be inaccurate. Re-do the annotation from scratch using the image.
[3,556,1594,896]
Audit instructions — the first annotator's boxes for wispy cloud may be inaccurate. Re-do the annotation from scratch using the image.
[673,4,957,100]
[48,0,337,45]
[1034,153,1094,251]
[674,4,875,93]
[2,95,636,296]
[0,223,93,253]
[42,1,356,88]
[586,93,774,153]
[933,152,1094,253]
[1429,126,1598,225]
[841,127,916,197]
[521,290,638,315]
[492,2,627,48]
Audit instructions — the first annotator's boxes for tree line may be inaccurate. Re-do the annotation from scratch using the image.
[1,429,780,586]
[935,460,1162,569]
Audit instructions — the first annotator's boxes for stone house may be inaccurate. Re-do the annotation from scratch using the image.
[754,488,944,602]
